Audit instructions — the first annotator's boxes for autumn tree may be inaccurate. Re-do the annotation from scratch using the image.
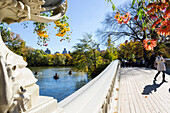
[1,23,26,55]
[103,36,118,61]
[64,53,73,65]
[97,1,169,58]
[104,0,169,48]
[54,53,66,65]
[118,40,143,60]
[72,33,103,75]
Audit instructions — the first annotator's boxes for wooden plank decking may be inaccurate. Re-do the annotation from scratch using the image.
[119,67,170,113]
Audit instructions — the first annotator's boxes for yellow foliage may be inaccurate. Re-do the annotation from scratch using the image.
[64,54,72,59]
[43,55,47,57]
[54,18,71,39]
[61,29,66,33]
[36,30,49,38]
[54,21,60,25]
[44,34,49,38]
[67,27,70,31]
[120,43,125,46]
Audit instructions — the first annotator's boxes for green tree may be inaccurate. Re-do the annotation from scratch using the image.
[54,53,66,65]
[72,33,103,75]
[103,36,118,61]
[118,40,143,61]
[1,25,26,56]
[64,53,73,65]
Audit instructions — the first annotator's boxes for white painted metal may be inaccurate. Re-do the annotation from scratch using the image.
[0,0,67,112]
[58,60,120,113]
[0,0,67,24]
[165,58,170,74]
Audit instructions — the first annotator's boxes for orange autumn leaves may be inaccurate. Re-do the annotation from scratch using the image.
[156,20,170,36]
[34,15,71,46]
[36,30,49,46]
[147,1,169,15]
[113,1,169,51]
[34,23,50,46]
[143,39,157,51]
[36,30,49,38]
[54,20,71,42]
[114,12,131,24]
[146,1,170,36]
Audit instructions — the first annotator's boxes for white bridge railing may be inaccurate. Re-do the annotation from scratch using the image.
[165,58,170,75]
[58,60,120,113]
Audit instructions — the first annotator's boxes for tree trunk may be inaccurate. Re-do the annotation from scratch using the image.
[143,30,147,59]
[93,50,97,69]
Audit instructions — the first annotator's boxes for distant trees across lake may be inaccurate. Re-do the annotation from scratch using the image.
[1,31,118,78]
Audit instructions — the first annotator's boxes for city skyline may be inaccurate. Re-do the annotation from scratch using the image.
[45,48,71,54]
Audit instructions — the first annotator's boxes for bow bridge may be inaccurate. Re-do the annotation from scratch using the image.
[26,60,169,113]
[56,60,170,113]
[0,0,169,112]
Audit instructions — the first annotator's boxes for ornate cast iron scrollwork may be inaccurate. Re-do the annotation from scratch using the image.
[0,0,68,112]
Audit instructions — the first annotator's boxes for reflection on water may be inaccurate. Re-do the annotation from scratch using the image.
[28,66,90,102]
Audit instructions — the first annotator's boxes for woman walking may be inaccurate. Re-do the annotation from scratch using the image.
[154,52,167,82]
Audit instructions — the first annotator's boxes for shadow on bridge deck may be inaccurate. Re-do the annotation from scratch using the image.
[141,80,164,95]
[119,67,170,113]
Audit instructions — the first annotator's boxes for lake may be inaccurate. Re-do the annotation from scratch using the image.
[28,66,90,102]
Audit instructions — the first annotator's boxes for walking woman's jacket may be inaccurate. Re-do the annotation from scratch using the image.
[156,56,166,71]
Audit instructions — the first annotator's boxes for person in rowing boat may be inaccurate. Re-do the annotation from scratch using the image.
[54,73,59,79]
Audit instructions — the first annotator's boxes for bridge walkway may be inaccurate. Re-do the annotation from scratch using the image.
[119,67,170,113]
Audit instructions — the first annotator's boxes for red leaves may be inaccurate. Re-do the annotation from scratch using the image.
[142,27,147,31]
[127,15,131,22]
[124,12,130,19]
[146,1,169,36]
[151,23,157,28]
[134,15,138,20]
[118,16,123,24]
[155,19,162,24]
[150,14,158,20]
[115,12,131,24]
[147,7,156,15]
[146,3,157,9]
[123,20,128,24]
[165,7,170,18]
[152,19,162,28]
[114,14,120,19]
[157,20,170,36]
[43,44,48,46]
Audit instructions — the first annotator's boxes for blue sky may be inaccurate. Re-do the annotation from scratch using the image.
[9,0,128,54]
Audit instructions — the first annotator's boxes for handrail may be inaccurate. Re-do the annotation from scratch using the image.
[58,60,120,113]
[165,58,170,75]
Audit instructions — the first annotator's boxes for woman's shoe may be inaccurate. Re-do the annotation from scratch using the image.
[162,80,168,82]
[154,77,157,81]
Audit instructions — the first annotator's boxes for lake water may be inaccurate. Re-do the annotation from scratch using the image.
[28,66,90,102]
